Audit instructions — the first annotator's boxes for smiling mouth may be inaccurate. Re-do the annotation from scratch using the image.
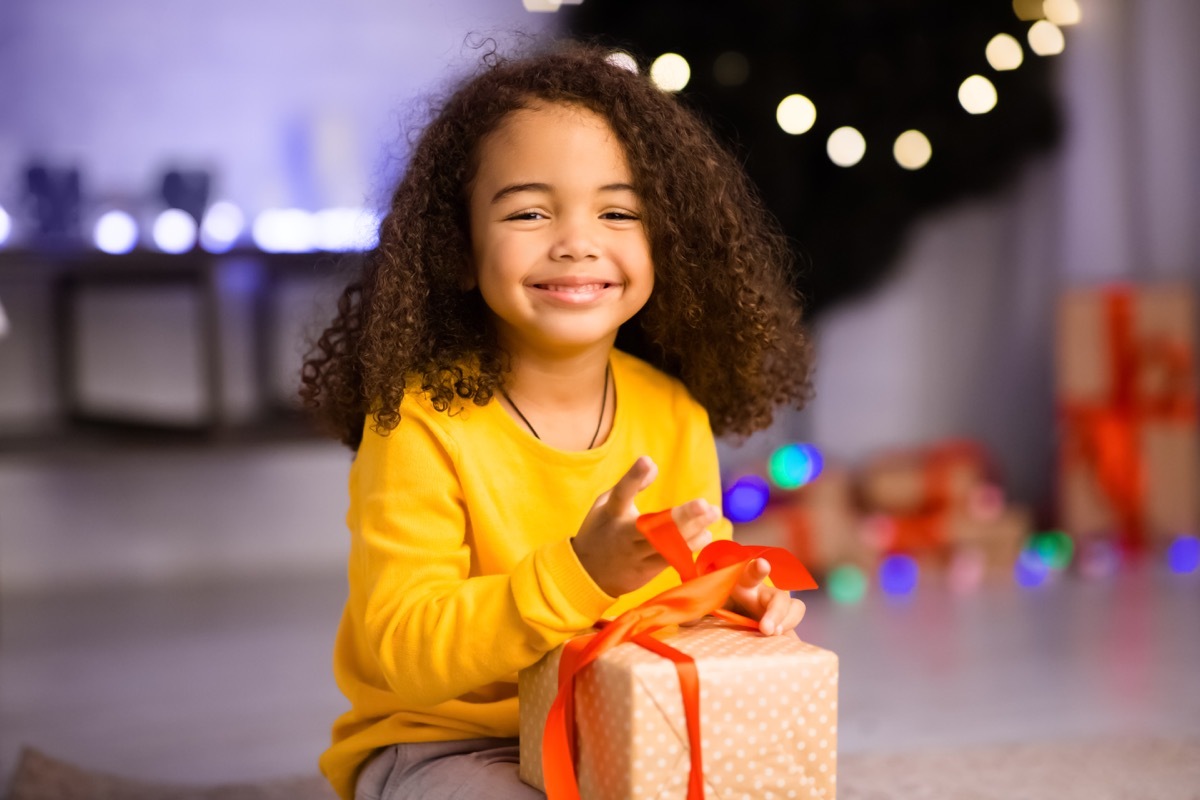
[532,282,614,292]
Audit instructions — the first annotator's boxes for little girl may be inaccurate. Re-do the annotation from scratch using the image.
[301,41,814,800]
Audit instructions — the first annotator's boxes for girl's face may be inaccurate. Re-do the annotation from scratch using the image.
[467,102,654,360]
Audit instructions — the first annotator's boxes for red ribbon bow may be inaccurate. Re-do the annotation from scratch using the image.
[1060,287,1197,549]
[541,510,818,800]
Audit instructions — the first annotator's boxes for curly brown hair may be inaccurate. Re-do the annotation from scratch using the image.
[300,39,813,450]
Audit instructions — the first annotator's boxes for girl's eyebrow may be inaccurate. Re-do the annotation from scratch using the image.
[489,182,637,204]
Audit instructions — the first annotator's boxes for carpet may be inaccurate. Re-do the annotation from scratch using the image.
[6,736,1199,799]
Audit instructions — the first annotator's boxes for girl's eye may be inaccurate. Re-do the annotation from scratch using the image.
[602,211,640,221]
[506,211,546,221]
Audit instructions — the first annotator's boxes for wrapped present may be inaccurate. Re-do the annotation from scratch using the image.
[856,440,990,516]
[1057,285,1200,548]
[520,618,838,800]
[518,510,832,800]
[734,467,869,574]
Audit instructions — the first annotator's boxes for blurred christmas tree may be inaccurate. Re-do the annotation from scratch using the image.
[564,0,1063,317]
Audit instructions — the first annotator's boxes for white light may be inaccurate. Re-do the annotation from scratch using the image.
[776,94,817,135]
[1043,0,1082,26]
[826,127,866,168]
[958,75,998,114]
[94,210,139,254]
[152,208,198,254]
[986,33,1024,71]
[650,53,690,92]
[313,208,380,252]
[605,51,638,74]
[893,130,932,170]
[200,201,245,253]
[252,208,315,253]
[1028,20,1066,55]
[0,206,10,247]
[522,0,561,11]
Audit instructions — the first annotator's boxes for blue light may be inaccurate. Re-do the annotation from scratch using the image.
[878,554,918,596]
[1168,535,1200,575]
[1014,548,1050,588]
[723,475,770,523]
[200,201,245,253]
[0,205,11,247]
[152,209,197,254]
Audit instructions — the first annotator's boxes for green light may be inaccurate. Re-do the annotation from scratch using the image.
[1030,530,1074,571]
[827,564,867,604]
[768,443,823,490]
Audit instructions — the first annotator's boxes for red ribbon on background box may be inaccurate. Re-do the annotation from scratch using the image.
[1060,287,1197,548]
[542,511,819,800]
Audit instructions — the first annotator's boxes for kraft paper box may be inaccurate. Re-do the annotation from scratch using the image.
[519,617,838,800]
[1056,286,1200,542]
[857,443,987,516]
[735,467,870,574]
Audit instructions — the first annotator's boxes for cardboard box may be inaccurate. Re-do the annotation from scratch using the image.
[857,442,988,516]
[519,618,838,800]
[1057,285,1200,544]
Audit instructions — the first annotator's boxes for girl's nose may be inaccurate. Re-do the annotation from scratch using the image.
[549,218,601,261]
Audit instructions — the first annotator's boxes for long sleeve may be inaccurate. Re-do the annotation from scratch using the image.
[349,405,616,708]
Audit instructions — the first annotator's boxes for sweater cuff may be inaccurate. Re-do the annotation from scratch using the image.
[540,537,617,622]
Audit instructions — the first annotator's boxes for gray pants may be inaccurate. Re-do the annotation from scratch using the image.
[355,737,546,800]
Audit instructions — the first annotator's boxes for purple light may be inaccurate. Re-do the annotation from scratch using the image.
[1014,548,1050,588]
[723,475,770,523]
[1167,535,1200,575]
[879,554,919,596]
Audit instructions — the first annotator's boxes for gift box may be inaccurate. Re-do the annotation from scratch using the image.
[519,617,838,800]
[1056,285,1200,547]
[856,440,990,516]
[734,467,869,574]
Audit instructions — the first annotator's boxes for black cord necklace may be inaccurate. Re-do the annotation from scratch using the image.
[500,362,610,449]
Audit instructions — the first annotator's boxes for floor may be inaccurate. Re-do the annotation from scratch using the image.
[2,561,1198,790]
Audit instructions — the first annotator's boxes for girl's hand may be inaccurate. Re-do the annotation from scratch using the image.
[727,558,807,636]
[572,456,718,597]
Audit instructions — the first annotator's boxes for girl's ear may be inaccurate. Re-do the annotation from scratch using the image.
[459,272,477,291]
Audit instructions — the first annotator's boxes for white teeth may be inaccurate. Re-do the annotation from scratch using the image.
[538,283,607,292]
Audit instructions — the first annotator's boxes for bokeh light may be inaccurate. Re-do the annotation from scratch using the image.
[1030,530,1074,571]
[879,554,919,597]
[713,51,750,87]
[93,210,138,254]
[893,129,932,170]
[827,126,866,167]
[313,207,379,252]
[1028,20,1066,56]
[650,53,691,92]
[1011,0,1045,21]
[986,33,1024,71]
[1167,535,1200,575]
[827,564,868,604]
[776,94,817,135]
[200,201,245,253]
[605,50,638,74]
[252,208,315,253]
[959,75,998,114]
[1014,547,1050,588]
[152,208,198,254]
[0,205,11,247]
[1043,0,1082,26]
[723,475,771,523]
[768,443,824,490]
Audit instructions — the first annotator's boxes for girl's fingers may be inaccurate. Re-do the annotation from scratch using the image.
[761,591,806,635]
[672,499,718,551]
[738,557,771,589]
[606,456,658,515]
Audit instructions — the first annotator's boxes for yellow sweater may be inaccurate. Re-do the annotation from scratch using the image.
[319,349,732,799]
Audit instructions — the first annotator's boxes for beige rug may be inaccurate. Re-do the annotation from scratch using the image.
[6,736,1199,799]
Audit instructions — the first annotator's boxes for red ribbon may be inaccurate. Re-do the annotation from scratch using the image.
[541,511,818,800]
[1060,287,1197,548]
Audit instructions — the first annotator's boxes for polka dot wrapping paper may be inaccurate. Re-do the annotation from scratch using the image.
[519,617,838,799]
